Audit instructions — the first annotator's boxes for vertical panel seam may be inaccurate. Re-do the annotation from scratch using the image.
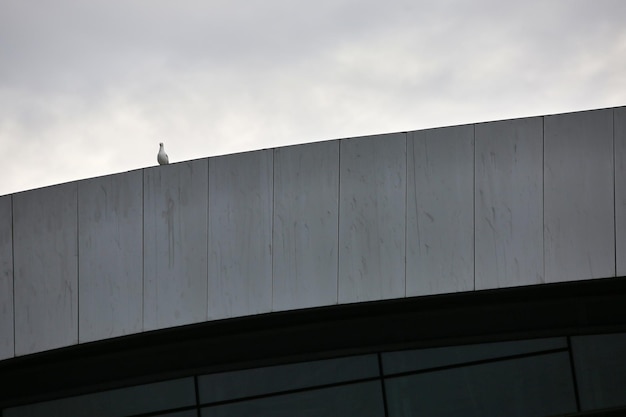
[337,140,342,304]
[11,194,16,357]
[377,352,390,417]
[542,116,546,283]
[567,336,582,411]
[76,182,80,345]
[404,132,408,297]
[271,149,275,311]
[206,159,210,321]
[194,375,201,417]
[613,109,617,277]
[141,168,145,331]
[473,124,476,291]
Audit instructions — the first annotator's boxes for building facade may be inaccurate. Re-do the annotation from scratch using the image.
[1,106,626,416]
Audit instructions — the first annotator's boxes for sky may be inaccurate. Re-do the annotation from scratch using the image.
[1,0,625,196]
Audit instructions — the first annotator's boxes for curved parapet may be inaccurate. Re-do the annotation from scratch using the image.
[1,106,625,360]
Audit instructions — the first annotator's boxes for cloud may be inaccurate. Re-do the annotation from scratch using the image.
[1,0,626,195]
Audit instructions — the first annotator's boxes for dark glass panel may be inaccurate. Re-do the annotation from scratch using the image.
[382,337,566,375]
[572,332,626,411]
[385,352,576,417]
[3,378,195,417]
[198,354,378,404]
[158,412,197,417]
[154,408,198,417]
[201,381,384,417]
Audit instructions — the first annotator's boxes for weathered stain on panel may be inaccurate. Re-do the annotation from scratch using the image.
[208,150,273,320]
[544,109,615,282]
[13,183,78,355]
[273,141,339,311]
[144,160,209,330]
[407,126,474,295]
[475,117,543,289]
[339,133,406,303]
[78,171,143,342]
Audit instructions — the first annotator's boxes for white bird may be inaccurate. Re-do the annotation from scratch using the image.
[157,142,169,165]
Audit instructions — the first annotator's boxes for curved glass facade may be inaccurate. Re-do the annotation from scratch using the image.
[4,332,626,417]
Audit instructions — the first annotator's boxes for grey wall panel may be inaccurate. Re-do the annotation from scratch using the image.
[339,133,406,303]
[0,195,13,360]
[475,118,544,289]
[273,141,339,311]
[143,160,208,331]
[13,183,78,355]
[616,107,626,276]
[407,126,474,296]
[78,171,143,343]
[208,150,273,320]
[544,109,615,282]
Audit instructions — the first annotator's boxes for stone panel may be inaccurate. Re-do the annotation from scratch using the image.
[407,126,474,295]
[544,109,614,282]
[273,141,339,311]
[143,160,208,330]
[13,183,78,355]
[78,171,143,342]
[475,117,544,289]
[208,150,273,319]
[339,133,406,303]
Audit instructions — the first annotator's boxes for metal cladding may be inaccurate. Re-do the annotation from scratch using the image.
[0,106,625,359]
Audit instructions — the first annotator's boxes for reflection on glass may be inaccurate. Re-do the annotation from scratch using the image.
[572,333,626,411]
[198,355,378,404]
[8,333,626,417]
[382,337,567,375]
[3,378,196,417]
[385,352,576,417]
[201,381,385,417]
[158,412,197,417]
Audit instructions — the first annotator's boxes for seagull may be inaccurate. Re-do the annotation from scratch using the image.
[157,142,169,165]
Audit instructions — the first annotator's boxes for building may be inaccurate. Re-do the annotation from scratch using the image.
[1,106,626,416]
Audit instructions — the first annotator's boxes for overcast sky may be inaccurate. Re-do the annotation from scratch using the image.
[1,0,625,195]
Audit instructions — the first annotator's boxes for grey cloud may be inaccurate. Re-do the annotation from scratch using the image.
[1,0,626,195]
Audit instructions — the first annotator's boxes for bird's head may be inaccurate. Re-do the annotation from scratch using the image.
[159,142,164,147]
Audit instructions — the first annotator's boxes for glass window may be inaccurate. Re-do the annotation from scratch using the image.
[572,332,626,411]
[157,412,197,417]
[198,354,378,404]
[382,337,566,375]
[385,352,577,417]
[201,381,385,417]
[3,378,196,417]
